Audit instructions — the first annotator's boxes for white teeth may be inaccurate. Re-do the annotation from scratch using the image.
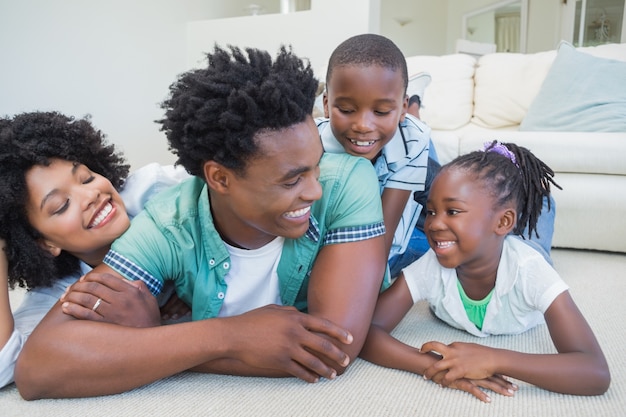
[285,206,310,218]
[436,241,455,249]
[90,202,112,228]
[350,139,375,147]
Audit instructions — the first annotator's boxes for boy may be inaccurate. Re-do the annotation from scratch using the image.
[317,34,556,272]
[16,45,388,399]
[317,34,440,277]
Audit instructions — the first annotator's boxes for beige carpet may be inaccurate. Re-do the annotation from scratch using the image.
[2,248,625,417]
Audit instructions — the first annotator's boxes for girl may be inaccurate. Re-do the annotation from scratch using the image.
[360,141,610,399]
[0,111,189,387]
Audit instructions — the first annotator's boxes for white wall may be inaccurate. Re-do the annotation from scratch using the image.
[0,0,221,168]
[527,0,564,51]
[187,0,381,78]
[446,0,564,54]
[379,0,447,56]
[0,0,565,169]
[0,0,381,169]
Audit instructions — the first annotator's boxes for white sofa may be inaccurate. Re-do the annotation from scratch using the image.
[405,42,626,254]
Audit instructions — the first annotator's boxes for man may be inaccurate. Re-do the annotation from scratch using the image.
[16,45,388,399]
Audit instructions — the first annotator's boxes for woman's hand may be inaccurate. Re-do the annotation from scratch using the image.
[60,272,161,327]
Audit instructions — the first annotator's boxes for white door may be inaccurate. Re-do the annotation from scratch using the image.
[562,0,626,46]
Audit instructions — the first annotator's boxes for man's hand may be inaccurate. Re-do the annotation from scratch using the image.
[222,305,353,383]
[60,273,160,327]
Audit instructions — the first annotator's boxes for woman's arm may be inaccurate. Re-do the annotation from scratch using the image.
[0,239,22,387]
[421,291,610,395]
[0,239,13,349]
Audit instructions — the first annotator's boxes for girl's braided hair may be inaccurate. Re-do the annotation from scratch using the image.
[445,140,562,239]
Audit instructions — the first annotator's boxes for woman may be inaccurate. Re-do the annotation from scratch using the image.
[0,111,189,387]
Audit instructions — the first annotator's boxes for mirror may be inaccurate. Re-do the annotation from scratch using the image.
[463,0,528,53]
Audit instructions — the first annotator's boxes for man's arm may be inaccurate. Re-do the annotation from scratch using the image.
[306,235,387,372]
[15,264,353,399]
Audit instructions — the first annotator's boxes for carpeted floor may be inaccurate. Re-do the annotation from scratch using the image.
[2,248,625,417]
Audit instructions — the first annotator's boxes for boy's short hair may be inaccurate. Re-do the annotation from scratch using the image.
[159,45,319,178]
[325,34,408,93]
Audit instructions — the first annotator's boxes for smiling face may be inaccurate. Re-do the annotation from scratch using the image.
[424,167,511,272]
[206,116,323,249]
[25,158,130,266]
[323,64,408,160]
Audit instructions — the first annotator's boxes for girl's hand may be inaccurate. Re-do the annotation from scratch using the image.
[422,348,517,402]
[431,371,517,403]
[421,340,499,384]
[60,272,161,328]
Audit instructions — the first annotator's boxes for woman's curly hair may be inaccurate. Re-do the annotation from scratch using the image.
[159,45,318,177]
[0,111,129,289]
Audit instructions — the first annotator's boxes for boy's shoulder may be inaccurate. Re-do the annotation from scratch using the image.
[401,114,431,138]
[319,151,373,181]
[316,117,346,154]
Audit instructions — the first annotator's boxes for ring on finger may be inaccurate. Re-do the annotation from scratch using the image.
[92,298,102,312]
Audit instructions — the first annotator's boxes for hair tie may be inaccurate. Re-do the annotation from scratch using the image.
[482,141,519,168]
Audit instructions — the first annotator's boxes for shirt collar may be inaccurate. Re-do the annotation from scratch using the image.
[319,120,345,153]
[382,122,408,164]
[305,215,321,242]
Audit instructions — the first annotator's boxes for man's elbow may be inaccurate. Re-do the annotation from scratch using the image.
[14,351,50,400]
[589,367,611,396]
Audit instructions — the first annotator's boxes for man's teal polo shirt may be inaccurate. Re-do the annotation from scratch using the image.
[104,152,387,320]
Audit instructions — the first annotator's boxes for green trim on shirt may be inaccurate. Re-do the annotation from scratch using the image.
[457,280,494,330]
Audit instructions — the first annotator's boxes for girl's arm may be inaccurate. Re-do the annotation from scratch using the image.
[421,291,610,395]
[380,188,412,259]
[360,274,516,402]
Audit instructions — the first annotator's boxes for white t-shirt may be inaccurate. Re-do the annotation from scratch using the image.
[402,237,569,337]
[218,237,284,317]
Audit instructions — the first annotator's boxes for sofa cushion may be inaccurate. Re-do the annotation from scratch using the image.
[405,54,476,131]
[520,41,626,132]
[472,50,556,129]
[457,131,626,176]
